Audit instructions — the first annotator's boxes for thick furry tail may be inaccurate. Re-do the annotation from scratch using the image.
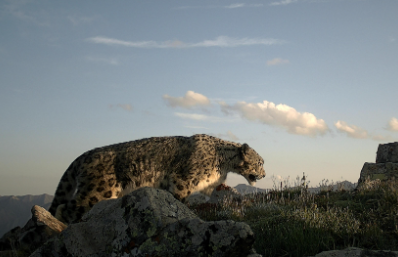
[48,165,77,216]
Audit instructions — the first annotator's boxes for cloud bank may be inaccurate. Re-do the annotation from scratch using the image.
[211,131,239,141]
[174,112,234,123]
[270,0,298,6]
[387,117,398,131]
[86,36,284,49]
[224,3,264,8]
[334,120,395,141]
[267,58,290,66]
[163,91,211,108]
[334,120,368,139]
[221,100,329,136]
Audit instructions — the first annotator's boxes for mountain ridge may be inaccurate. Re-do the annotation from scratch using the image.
[0,194,54,237]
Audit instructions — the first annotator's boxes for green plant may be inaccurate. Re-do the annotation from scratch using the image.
[188,175,398,257]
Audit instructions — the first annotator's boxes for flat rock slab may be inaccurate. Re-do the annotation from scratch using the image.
[309,247,398,257]
[376,142,398,163]
[31,187,260,257]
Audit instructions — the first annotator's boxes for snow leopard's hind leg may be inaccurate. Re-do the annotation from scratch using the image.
[48,163,78,222]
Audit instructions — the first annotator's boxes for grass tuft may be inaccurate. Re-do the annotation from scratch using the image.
[188,174,398,257]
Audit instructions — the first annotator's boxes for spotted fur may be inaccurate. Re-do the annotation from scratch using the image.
[48,134,265,224]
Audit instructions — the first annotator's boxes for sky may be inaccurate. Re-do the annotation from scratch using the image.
[1,0,397,196]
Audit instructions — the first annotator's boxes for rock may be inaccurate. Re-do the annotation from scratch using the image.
[0,205,66,256]
[308,247,398,257]
[356,142,398,190]
[185,192,209,206]
[0,194,53,238]
[356,162,398,190]
[31,187,261,257]
[209,183,244,204]
[376,142,398,163]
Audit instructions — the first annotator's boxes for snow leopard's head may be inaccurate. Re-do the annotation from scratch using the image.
[234,143,265,186]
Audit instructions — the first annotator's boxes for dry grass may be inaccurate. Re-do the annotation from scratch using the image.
[188,174,398,257]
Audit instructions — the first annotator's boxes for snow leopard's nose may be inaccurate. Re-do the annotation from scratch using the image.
[257,174,265,179]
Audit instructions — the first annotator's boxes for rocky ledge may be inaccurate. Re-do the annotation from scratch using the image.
[1,187,261,257]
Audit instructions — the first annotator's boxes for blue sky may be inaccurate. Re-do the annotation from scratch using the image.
[1,0,397,195]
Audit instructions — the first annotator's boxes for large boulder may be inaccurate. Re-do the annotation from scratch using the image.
[185,192,210,206]
[31,187,261,257]
[376,142,398,163]
[357,162,398,186]
[209,184,244,204]
[356,142,398,190]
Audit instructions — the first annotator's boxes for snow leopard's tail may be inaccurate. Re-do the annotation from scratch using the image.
[48,164,77,216]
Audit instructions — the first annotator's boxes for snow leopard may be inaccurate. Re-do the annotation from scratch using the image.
[48,134,265,224]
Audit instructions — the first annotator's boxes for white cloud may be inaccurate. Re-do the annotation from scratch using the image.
[175,3,263,9]
[387,117,398,131]
[175,113,209,121]
[211,131,239,141]
[109,104,133,112]
[225,3,245,8]
[4,0,50,26]
[334,121,368,139]
[270,0,298,6]
[86,36,284,49]
[221,100,329,137]
[163,91,211,109]
[226,131,239,140]
[267,58,290,66]
[191,36,282,47]
[175,113,234,123]
[85,56,119,66]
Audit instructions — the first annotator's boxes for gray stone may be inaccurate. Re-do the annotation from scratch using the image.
[31,187,261,257]
[376,142,398,163]
[185,193,209,206]
[308,247,398,257]
[209,183,244,204]
[0,205,66,255]
[356,162,398,189]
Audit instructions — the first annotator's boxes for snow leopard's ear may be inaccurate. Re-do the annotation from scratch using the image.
[240,143,251,157]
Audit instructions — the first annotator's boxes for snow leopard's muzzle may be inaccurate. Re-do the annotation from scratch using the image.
[245,168,266,186]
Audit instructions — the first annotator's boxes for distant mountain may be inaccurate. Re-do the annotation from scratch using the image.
[0,194,53,237]
[234,184,268,195]
[234,180,357,195]
[314,180,357,193]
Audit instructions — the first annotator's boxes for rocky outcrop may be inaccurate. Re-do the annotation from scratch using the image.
[376,142,398,163]
[209,183,244,204]
[0,194,53,237]
[0,205,66,256]
[30,187,261,257]
[185,192,209,206]
[357,142,398,190]
[308,247,398,257]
